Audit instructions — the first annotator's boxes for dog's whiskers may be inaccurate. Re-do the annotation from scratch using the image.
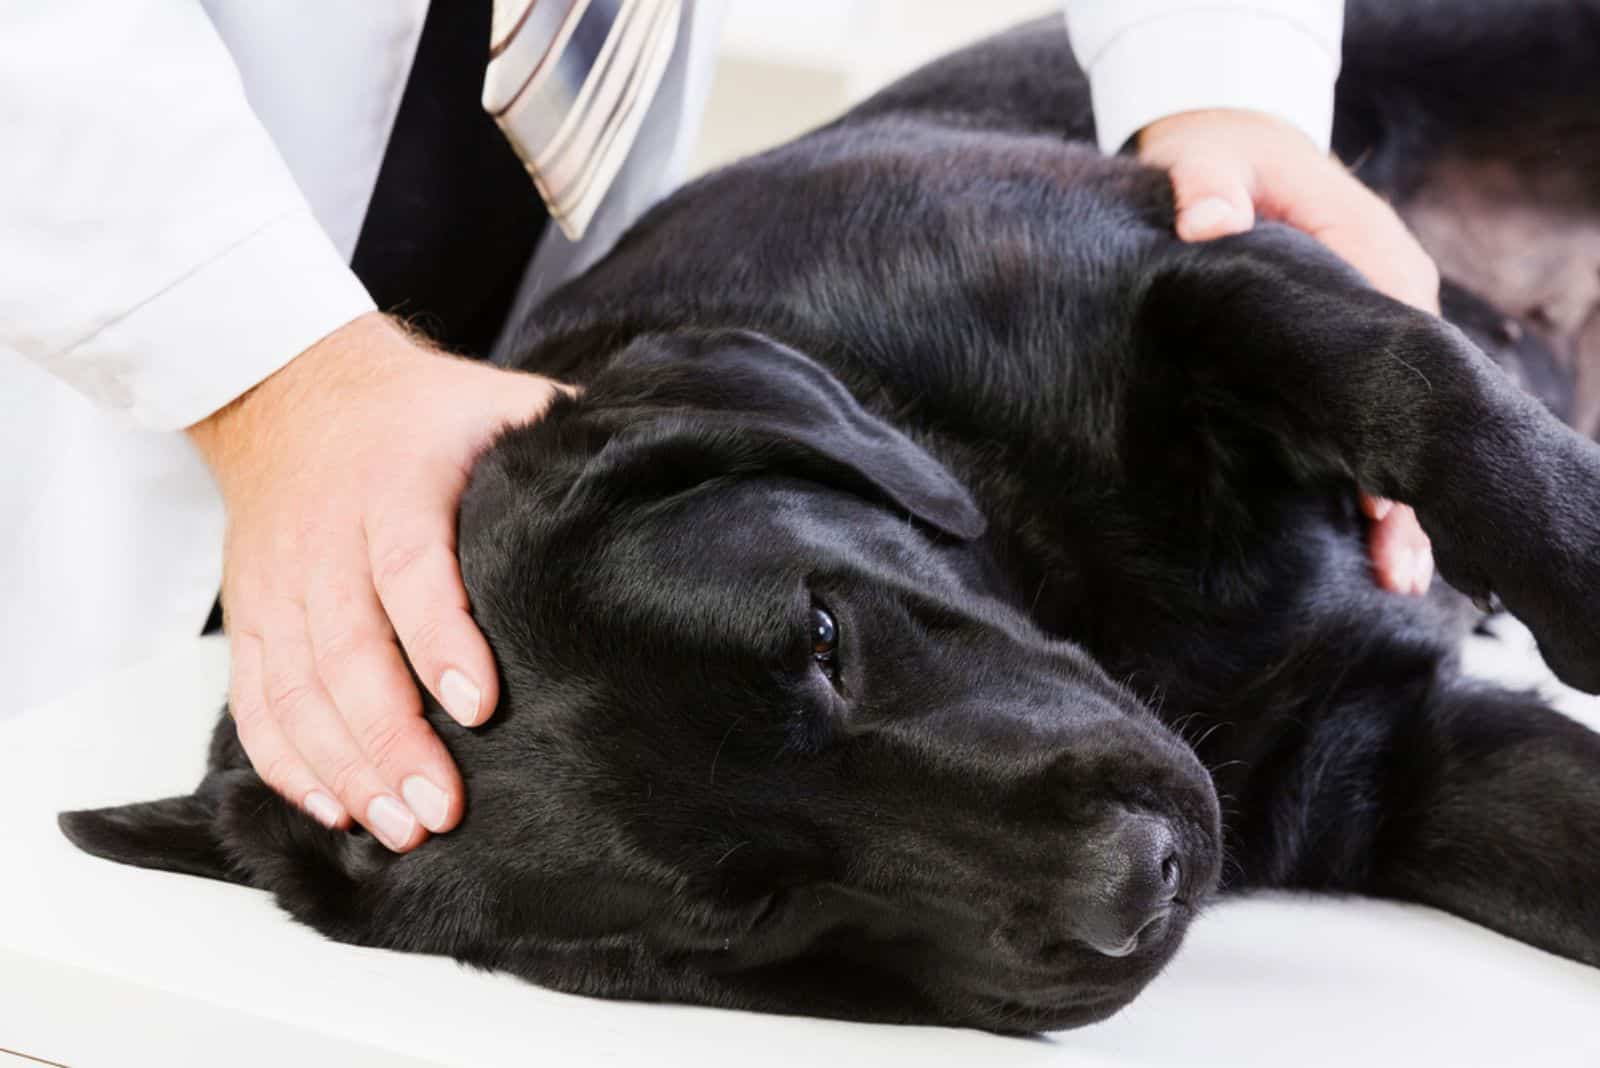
[1189,721,1230,752]
[709,716,743,786]
[715,841,751,867]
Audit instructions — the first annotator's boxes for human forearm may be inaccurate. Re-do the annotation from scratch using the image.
[0,0,374,429]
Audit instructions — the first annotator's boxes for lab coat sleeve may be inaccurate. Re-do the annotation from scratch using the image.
[1063,1,1345,154]
[0,2,376,431]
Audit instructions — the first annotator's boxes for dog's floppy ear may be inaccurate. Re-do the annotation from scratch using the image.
[59,792,235,883]
[580,330,987,539]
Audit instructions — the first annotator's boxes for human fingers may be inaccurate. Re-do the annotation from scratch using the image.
[1268,160,1440,314]
[306,543,465,835]
[258,597,425,851]
[227,629,348,829]
[1364,498,1434,595]
[1136,112,1258,241]
[366,493,499,730]
[1163,151,1258,242]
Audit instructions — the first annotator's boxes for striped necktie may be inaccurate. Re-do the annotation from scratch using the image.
[483,0,683,242]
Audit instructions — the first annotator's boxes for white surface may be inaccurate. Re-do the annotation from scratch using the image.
[4,628,1600,1066]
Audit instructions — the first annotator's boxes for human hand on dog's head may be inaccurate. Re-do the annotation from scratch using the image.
[1137,107,1439,596]
[185,312,572,851]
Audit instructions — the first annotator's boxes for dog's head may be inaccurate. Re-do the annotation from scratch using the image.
[446,330,1220,1028]
[62,330,1220,1032]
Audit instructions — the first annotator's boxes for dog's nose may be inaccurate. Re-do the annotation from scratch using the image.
[1069,814,1181,958]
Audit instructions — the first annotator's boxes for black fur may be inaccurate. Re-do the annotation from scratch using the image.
[61,1,1600,1033]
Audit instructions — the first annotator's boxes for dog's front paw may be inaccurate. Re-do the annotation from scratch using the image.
[1491,457,1600,695]
[1528,613,1600,695]
[1426,415,1600,695]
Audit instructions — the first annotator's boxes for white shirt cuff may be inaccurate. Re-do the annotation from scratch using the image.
[1077,8,1341,154]
[52,210,376,431]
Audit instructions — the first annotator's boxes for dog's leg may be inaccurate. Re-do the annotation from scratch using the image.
[1231,680,1600,970]
[1141,225,1600,693]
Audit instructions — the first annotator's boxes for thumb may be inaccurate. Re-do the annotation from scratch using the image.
[1167,156,1256,242]
[1283,179,1441,314]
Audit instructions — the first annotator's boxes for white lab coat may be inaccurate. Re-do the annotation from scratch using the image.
[0,1,1338,716]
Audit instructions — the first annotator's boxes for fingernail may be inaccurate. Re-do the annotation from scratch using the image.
[402,775,451,832]
[1414,545,1434,595]
[367,794,417,850]
[1391,548,1416,594]
[1370,497,1395,521]
[440,668,482,726]
[304,791,344,829]
[1179,197,1240,240]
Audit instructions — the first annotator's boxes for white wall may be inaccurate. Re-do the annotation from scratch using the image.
[691,1,1056,175]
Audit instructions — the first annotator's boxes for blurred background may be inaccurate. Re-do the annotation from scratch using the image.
[691,1,1055,176]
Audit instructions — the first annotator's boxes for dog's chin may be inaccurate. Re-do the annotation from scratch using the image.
[969,959,1174,1034]
[959,907,1193,1033]
[974,990,1138,1035]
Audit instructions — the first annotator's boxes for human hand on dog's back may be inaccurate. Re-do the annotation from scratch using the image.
[1137,108,1440,314]
[1136,108,1440,597]
[1062,2,1438,594]
[186,313,568,851]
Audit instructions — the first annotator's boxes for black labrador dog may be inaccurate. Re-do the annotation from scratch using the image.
[62,0,1600,1033]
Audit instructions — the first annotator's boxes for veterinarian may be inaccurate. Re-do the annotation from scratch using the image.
[2,1,1437,851]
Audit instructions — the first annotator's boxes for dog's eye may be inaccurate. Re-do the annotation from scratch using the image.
[810,606,837,657]
[810,606,840,681]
